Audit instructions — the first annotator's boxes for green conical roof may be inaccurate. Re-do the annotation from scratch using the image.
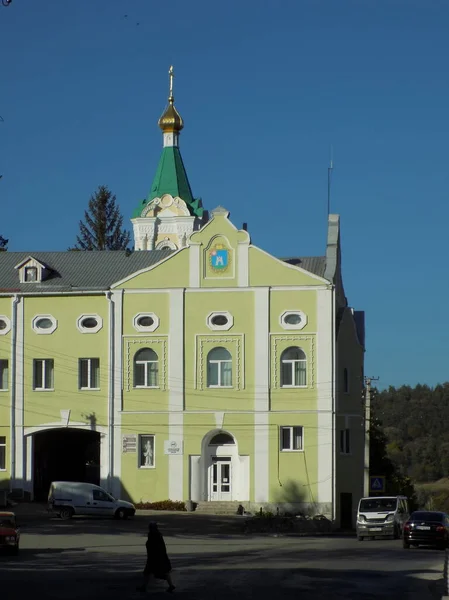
[132,146,204,219]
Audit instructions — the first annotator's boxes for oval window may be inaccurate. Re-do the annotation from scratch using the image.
[36,317,53,329]
[284,313,302,325]
[0,320,7,330]
[137,315,154,328]
[81,317,98,329]
[211,314,228,327]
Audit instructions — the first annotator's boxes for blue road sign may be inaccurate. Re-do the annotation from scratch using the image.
[369,476,386,493]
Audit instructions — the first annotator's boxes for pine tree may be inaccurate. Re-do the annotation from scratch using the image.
[71,185,131,251]
[0,235,8,251]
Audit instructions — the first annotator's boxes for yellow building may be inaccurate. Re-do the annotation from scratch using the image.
[0,69,365,526]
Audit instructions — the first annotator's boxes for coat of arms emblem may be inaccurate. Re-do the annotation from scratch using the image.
[209,243,230,272]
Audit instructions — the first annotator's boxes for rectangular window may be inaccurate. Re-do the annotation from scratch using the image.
[79,358,100,389]
[0,360,8,390]
[340,429,351,454]
[280,426,303,451]
[0,436,5,470]
[25,266,38,282]
[33,359,54,390]
[139,435,155,468]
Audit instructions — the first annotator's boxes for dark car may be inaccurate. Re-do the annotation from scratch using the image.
[403,511,449,549]
[0,511,20,555]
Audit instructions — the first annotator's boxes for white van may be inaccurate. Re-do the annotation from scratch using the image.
[48,481,135,520]
[356,495,409,540]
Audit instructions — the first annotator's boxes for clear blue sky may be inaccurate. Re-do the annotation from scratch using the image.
[1,0,448,390]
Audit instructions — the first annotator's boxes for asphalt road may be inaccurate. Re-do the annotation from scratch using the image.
[0,514,445,599]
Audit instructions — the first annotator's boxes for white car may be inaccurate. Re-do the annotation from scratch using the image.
[48,481,135,520]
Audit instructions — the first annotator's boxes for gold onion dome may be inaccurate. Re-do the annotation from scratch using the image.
[158,66,184,133]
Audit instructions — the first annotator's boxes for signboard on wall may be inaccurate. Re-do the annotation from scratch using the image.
[164,440,183,455]
[122,434,137,453]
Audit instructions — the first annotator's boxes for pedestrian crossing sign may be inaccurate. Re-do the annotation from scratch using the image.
[369,476,385,493]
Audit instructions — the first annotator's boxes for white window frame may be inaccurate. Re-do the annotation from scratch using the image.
[138,434,155,469]
[33,358,54,391]
[0,436,5,471]
[32,314,57,335]
[0,316,11,336]
[340,428,351,455]
[134,349,159,388]
[207,348,233,388]
[280,426,304,452]
[206,311,234,331]
[0,359,8,391]
[280,347,307,388]
[280,310,307,330]
[79,358,100,390]
[77,314,103,334]
[133,312,159,333]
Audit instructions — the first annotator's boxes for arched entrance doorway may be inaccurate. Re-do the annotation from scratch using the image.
[33,428,100,501]
[208,432,235,501]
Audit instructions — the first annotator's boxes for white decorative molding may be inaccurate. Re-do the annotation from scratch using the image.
[133,312,160,333]
[32,314,57,335]
[214,412,225,429]
[272,334,315,389]
[195,334,244,391]
[279,310,308,331]
[124,336,168,392]
[0,315,11,335]
[206,311,234,331]
[156,239,177,250]
[77,314,103,334]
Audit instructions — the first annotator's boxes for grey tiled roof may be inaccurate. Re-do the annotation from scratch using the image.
[0,251,327,293]
[0,250,173,292]
[280,256,327,279]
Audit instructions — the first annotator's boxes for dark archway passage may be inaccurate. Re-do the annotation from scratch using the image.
[33,428,100,501]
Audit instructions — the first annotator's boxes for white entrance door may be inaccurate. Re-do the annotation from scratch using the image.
[210,457,232,501]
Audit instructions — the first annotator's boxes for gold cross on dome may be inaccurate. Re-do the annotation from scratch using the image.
[168,66,174,103]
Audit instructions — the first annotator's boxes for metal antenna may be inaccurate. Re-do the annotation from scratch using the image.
[327,145,334,215]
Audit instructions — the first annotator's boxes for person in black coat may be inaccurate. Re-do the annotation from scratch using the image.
[137,522,175,593]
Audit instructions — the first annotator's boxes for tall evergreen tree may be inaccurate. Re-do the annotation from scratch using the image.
[71,185,131,250]
[0,235,8,251]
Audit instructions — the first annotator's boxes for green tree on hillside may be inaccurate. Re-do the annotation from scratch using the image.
[70,185,131,251]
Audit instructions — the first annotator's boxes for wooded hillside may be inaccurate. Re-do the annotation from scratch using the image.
[372,383,449,483]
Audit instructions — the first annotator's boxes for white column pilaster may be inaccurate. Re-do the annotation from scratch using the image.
[111,290,123,498]
[316,287,333,506]
[14,297,24,487]
[168,289,184,501]
[254,288,270,503]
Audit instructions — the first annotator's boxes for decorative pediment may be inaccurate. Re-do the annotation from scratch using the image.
[142,194,190,218]
[14,256,49,283]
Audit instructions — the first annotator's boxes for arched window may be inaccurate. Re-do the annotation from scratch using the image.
[281,347,307,387]
[134,348,159,388]
[209,432,235,445]
[207,347,232,387]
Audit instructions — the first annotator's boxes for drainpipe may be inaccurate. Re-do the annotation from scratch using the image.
[105,291,114,492]
[10,294,20,489]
